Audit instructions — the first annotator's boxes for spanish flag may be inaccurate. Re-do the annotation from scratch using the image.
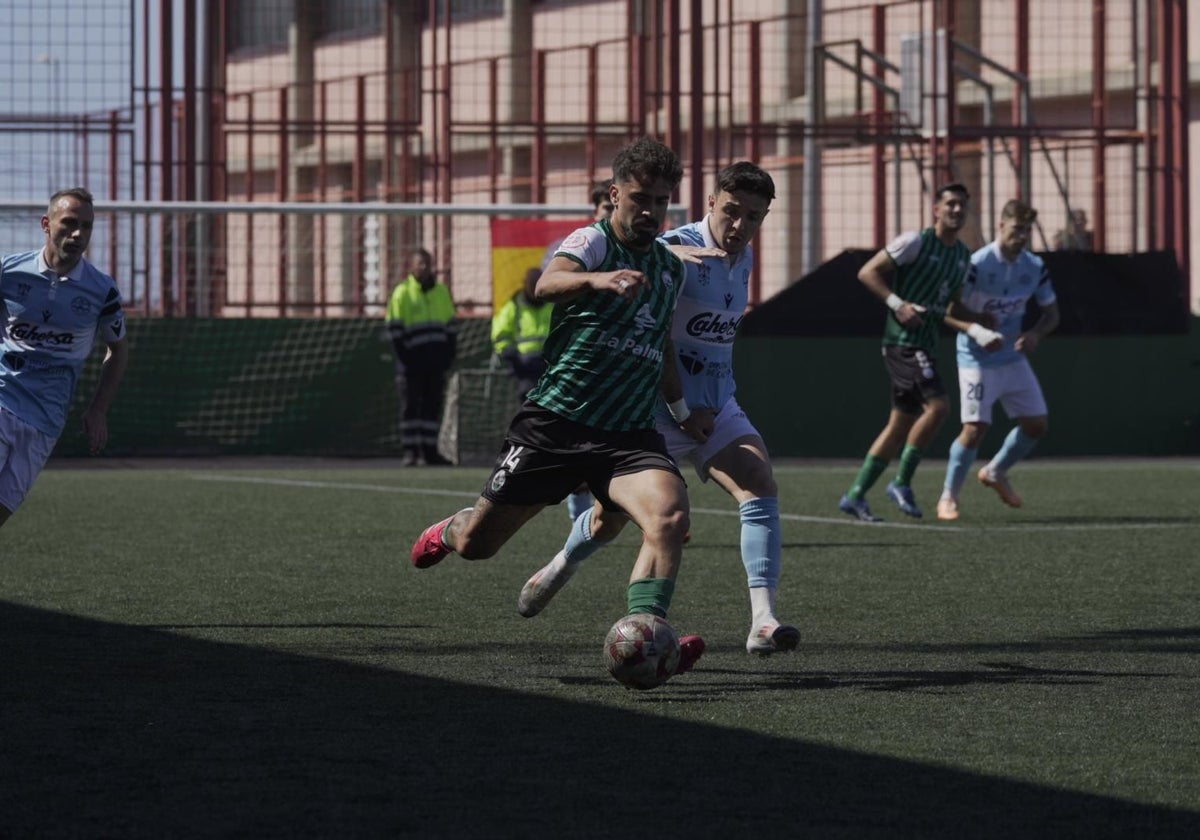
[489,218,590,312]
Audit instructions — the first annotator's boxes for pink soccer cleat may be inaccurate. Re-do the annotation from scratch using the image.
[674,634,706,675]
[410,515,455,568]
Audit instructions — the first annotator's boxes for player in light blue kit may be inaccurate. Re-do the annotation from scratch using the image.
[0,187,129,528]
[936,199,1059,520]
[518,162,801,656]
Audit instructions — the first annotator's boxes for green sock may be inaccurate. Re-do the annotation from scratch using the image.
[627,578,675,618]
[848,454,889,499]
[895,444,923,486]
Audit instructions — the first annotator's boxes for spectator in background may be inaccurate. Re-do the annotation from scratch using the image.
[1052,208,1093,252]
[491,266,553,400]
[0,187,130,529]
[386,248,457,466]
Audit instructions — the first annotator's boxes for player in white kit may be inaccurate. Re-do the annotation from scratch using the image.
[0,187,129,528]
[518,162,801,656]
[937,199,1060,520]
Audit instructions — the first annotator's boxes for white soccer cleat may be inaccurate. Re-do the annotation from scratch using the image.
[978,467,1023,508]
[936,497,960,521]
[517,553,577,617]
[746,623,801,656]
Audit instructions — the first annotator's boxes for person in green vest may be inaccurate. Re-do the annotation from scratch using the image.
[491,266,553,400]
[386,248,458,466]
[839,183,1002,522]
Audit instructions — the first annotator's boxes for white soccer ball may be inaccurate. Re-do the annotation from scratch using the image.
[603,613,681,690]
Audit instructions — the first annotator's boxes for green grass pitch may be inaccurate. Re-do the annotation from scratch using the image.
[2,458,1198,837]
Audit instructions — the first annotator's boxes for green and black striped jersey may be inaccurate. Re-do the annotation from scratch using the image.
[529,219,685,431]
[881,227,971,351]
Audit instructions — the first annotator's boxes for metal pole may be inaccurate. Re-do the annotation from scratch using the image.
[801,0,822,276]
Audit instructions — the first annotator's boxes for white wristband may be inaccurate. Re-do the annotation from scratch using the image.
[967,323,1002,345]
[666,398,691,423]
[886,293,904,312]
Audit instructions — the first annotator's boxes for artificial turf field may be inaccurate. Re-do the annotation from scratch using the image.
[2,458,1198,838]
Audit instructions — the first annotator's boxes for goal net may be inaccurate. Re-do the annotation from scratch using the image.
[0,198,594,459]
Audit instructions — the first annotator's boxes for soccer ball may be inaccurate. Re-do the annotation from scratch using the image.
[603,613,681,690]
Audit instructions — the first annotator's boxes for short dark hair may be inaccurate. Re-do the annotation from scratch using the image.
[48,187,94,214]
[591,179,614,208]
[1001,198,1037,224]
[715,162,775,201]
[935,182,969,201]
[611,137,683,190]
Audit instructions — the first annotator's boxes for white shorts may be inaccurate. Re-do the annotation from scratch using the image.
[0,406,58,514]
[657,396,762,482]
[958,359,1047,425]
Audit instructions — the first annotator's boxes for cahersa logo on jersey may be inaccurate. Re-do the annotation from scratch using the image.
[9,322,76,346]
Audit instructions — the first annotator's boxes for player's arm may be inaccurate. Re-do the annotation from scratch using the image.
[81,337,129,455]
[858,248,924,328]
[1016,300,1059,354]
[664,244,726,265]
[661,338,711,443]
[946,290,1003,352]
[536,255,645,304]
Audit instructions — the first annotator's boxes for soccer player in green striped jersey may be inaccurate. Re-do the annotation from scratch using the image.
[410,137,709,682]
[839,183,1002,522]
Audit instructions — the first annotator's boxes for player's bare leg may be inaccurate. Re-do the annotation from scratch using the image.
[412,497,544,567]
[609,468,704,674]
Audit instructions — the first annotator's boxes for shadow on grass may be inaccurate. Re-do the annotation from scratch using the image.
[3,602,1197,839]
[1009,515,1198,525]
[679,660,1172,694]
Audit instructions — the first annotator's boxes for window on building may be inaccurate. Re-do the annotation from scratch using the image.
[228,1,293,52]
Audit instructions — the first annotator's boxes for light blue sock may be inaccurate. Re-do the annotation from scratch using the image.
[944,439,977,498]
[739,497,781,588]
[992,427,1039,474]
[566,489,593,520]
[562,508,612,565]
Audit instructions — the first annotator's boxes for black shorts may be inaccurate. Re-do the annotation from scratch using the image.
[882,344,947,415]
[481,402,682,509]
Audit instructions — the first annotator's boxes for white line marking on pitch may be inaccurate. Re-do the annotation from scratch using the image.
[191,475,1197,534]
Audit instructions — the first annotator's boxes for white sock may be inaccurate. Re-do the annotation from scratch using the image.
[749,586,777,629]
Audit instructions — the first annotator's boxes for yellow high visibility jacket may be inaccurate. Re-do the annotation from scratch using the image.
[386,275,457,368]
[491,292,552,359]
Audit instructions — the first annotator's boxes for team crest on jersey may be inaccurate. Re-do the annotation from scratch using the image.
[679,351,705,375]
[71,296,92,315]
[490,469,508,492]
[660,271,674,290]
[17,283,31,300]
[696,263,711,286]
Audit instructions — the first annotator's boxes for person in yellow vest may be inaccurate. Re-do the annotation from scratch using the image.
[386,248,458,466]
[491,266,553,400]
